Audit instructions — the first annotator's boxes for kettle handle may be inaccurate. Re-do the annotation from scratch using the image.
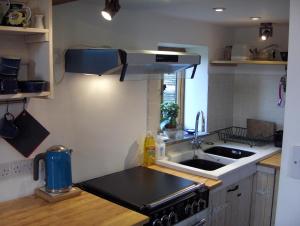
[33,153,45,181]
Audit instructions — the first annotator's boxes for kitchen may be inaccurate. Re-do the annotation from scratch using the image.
[0,0,299,226]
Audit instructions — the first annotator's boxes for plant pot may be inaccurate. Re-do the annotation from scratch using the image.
[164,128,178,139]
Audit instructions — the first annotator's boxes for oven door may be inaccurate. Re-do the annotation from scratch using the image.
[175,209,208,226]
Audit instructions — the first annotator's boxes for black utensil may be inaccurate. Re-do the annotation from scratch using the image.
[4,110,50,157]
[0,112,18,139]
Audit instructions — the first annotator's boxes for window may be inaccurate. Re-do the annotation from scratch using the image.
[162,74,177,103]
[161,72,185,129]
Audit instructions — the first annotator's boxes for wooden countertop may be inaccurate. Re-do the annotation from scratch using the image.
[259,153,281,169]
[0,191,149,226]
[148,165,222,189]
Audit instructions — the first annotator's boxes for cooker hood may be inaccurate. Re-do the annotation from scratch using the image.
[65,49,201,81]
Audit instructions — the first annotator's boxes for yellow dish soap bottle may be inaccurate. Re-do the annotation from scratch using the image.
[143,131,156,166]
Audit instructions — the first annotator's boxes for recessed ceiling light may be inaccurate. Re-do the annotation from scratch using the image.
[250,17,261,21]
[213,7,226,12]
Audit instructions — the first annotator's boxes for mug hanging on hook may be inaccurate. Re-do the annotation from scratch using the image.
[0,102,19,139]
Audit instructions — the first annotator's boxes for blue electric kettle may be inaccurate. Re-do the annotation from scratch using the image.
[34,145,73,193]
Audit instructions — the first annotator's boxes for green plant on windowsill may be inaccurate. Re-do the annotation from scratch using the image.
[160,102,179,129]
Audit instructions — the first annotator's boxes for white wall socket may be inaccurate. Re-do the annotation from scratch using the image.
[0,159,35,179]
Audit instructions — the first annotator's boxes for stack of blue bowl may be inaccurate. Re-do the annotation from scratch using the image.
[0,57,21,94]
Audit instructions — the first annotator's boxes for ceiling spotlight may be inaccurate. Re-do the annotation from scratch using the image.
[259,23,273,41]
[101,0,121,21]
[250,17,261,21]
[213,7,226,12]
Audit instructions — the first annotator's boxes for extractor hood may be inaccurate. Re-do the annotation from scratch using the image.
[65,49,201,81]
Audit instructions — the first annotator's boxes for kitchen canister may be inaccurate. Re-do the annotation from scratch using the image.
[34,14,44,29]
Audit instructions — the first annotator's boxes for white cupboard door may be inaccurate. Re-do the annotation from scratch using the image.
[237,176,253,226]
[209,188,227,226]
[250,167,275,226]
[225,176,253,226]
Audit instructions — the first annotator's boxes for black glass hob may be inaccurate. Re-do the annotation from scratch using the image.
[78,166,201,211]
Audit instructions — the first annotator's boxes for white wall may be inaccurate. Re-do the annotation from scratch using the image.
[208,66,235,131]
[231,25,288,129]
[0,1,233,201]
[185,46,209,131]
[233,24,289,52]
[233,65,286,128]
[275,0,300,225]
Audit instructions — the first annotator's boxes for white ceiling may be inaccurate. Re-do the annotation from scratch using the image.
[86,0,289,26]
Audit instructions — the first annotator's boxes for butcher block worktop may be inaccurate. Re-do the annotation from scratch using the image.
[259,152,282,169]
[0,166,221,226]
[0,191,149,226]
[148,164,222,189]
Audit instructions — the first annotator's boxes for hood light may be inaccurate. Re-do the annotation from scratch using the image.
[101,0,121,21]
[84,73,101,76]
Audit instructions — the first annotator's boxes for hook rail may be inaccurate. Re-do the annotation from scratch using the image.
[0,98,27,106]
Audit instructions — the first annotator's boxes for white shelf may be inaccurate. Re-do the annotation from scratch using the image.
[0,0,54,101]
[210,60,288,66]
[0,92,50,100]
[0,26,49,35]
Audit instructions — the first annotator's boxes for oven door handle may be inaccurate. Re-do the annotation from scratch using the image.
[144,183,204,209]
[193,219,207,226]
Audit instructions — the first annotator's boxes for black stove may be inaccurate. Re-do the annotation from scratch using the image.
[78,166,209,226]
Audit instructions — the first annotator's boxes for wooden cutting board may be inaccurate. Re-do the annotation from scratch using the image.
[35,187,82,203]
[247,119,276,138]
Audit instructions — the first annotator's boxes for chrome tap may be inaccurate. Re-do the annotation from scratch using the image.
[191,111,205,158]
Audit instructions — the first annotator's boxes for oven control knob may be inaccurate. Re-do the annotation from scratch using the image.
[169,211,178,224]
[198,199,207,210]
[185,204,192,216]
[161,215,170,226]
[192,201,200,214]
[152,219,163,226]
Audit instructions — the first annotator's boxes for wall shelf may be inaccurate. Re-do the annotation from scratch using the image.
[0,0,53,101]
[0,92,51,100]
[210,60,288,66]
[0,26,49,35]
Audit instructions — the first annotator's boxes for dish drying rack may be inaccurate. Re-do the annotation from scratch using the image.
[218,127,274,147]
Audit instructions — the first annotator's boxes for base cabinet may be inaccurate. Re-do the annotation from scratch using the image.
[208,176,253,226]
[250,166,280,226]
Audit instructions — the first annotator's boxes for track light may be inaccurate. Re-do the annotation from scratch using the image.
[101,0,121,21]
[259,23,273,41]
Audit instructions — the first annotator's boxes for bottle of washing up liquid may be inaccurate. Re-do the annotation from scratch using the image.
[143,131,156,166]
[156,135,166,161]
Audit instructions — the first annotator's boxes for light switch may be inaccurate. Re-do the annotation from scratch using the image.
[289,146,300,179]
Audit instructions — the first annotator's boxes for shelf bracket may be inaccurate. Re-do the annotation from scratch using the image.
[25,33,49,44]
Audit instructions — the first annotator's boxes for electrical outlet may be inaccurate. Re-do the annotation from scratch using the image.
[0,159,35,179]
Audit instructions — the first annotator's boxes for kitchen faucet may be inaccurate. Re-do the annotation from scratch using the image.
[191,111,205,159]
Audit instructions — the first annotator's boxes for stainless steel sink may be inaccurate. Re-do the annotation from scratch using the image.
[204,146,255,159]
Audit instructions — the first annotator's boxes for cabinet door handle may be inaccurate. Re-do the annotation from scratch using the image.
[227,185,239,193]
